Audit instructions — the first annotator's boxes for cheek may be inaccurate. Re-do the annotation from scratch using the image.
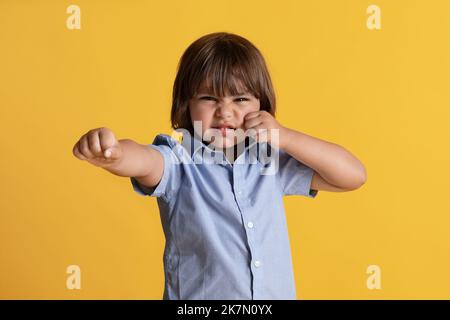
[189,104,200,120]
[240,101,260,119]
[189,104,214,128]
[190,104,205,119]
[246,99,260,112]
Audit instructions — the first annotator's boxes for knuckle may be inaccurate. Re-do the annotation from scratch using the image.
[80,133,88,143]
[80,143,90,154]
[72,143,79,155]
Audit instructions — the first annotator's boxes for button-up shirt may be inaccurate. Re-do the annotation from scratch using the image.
[130,131,318,300]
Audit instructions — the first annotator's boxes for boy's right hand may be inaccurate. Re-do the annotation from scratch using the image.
[73,127,123,167]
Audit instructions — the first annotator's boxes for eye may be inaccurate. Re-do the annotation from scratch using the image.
[200,96,217,101]
[235,97,249,102]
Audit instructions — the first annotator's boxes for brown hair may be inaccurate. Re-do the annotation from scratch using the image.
[171,32,276,135]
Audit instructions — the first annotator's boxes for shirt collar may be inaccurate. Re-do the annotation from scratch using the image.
[179,130,262,165]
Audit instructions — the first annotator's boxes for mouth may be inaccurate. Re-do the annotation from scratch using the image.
[211,125,236,137]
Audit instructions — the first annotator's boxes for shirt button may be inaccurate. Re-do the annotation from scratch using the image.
[247,222,254,229]
[254,260,261,268]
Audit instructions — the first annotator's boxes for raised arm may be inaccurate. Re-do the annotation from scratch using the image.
[279,127,367,192]
[243,111,367,192]
[72,127,163,188]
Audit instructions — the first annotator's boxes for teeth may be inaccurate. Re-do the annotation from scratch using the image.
[217,127,234,136]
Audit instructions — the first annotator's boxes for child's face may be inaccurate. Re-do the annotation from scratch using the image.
[189,82,260,150]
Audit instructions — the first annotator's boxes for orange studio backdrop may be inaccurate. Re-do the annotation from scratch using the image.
[1,0,450,299]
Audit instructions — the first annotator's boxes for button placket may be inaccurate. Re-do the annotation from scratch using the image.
[233,162,261,299]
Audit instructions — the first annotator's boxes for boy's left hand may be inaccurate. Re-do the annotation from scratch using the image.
[243,111,286,148]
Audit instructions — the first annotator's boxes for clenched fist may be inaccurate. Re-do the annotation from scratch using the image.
[73,127,123,167]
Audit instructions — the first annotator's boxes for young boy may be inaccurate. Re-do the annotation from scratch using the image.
[73,32,366,299]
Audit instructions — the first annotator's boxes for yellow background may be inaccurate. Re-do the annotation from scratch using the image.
[1,0,449,299]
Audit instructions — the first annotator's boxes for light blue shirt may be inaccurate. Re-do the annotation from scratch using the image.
[130,131,318,300]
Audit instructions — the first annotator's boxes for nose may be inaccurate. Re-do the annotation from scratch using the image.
[215,101,233,120]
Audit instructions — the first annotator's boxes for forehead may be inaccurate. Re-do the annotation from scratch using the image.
[196,79,251,96]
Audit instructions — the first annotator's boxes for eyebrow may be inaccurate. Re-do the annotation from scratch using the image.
[197,92,251,97]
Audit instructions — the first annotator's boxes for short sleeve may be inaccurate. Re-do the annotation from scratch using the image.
[277,149,318,198]
[130,135,183,200]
